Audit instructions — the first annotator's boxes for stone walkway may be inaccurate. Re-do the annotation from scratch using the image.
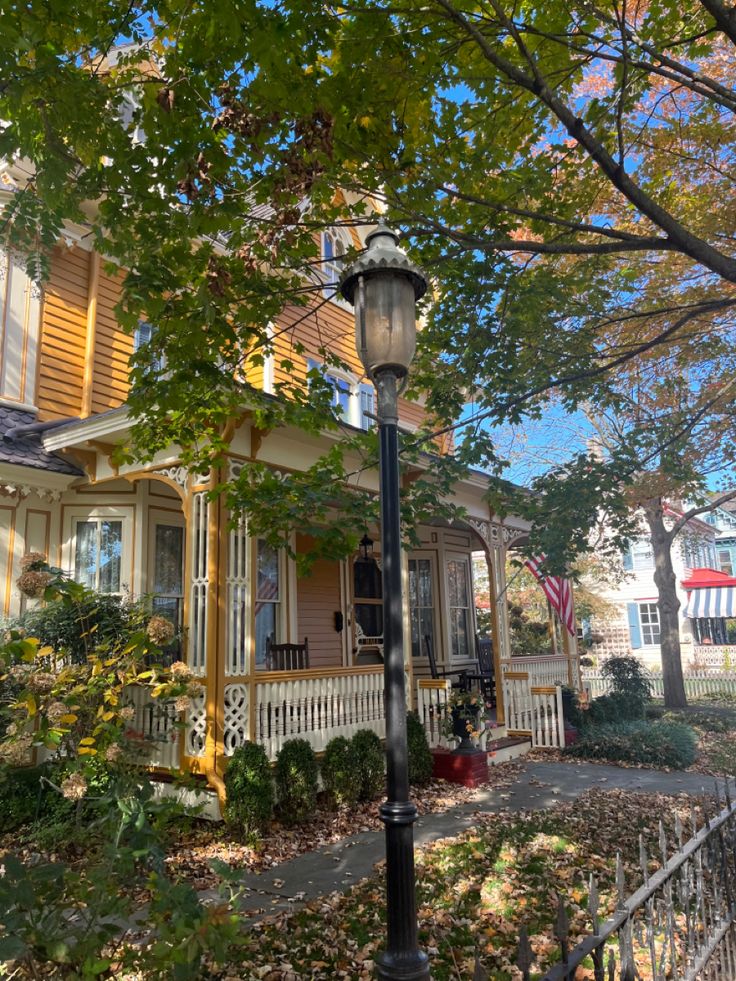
[214,760,726,921]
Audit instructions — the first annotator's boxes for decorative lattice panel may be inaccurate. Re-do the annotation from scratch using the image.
[223,683,250,756]
[226,517,249,676]
[189,491,209,675]
[185,692,207,757]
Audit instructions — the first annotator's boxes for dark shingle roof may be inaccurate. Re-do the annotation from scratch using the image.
[0,406,84,476]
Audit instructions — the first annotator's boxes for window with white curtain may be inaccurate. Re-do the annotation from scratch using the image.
[446,555,473,660]
[255,539,281,668]
[74,519,123,593]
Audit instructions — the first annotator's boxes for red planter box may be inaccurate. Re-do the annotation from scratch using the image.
[431,748,488,788]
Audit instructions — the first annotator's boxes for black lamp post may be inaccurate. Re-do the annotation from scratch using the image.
[340,222,430,981]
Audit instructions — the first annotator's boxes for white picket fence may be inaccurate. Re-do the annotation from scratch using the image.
[582,670,736,700]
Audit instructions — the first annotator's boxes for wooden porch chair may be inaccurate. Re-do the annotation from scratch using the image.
[464,636,496,706]
[354,622,384,662]
[265,637,309,672]
[424,634,468,689]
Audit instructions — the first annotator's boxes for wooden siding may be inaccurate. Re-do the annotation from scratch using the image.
[37,246,89,419]
[91,265,132,414]
[296,534,343,668]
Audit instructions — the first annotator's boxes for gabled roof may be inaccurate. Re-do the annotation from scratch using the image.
[0,406,84,476]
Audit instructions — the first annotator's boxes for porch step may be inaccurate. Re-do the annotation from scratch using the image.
[486,735,532,766]
[484,724,507,741]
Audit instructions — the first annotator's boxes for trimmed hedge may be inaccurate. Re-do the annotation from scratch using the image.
[586,691,646,726]
[322,737,361,808]
[407,712,433,786]
[274,738,319,825]
[224,741,274,835]
[351,729,385,801]
[567,719,697,769]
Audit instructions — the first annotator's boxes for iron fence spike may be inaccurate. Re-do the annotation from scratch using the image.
[588,874,600,931]
[516,924,533,975]
[639,834,649,886]
[607,949,616,981]
[473,953,489,981]
[659,820,668,865]
[616,852,626,908]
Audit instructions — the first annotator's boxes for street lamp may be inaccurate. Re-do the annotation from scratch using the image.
[341,222,430,981]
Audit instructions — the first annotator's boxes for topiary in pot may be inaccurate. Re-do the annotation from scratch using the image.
[321,737,361,809]
[274,738,319,825]
[223,741,274,836]
[351,729,385,801]
[407,711,433,786]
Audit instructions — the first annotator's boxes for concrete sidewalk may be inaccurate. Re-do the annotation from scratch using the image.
[212,760,725,920]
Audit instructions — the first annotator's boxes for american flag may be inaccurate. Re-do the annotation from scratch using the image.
[524,556,576,636]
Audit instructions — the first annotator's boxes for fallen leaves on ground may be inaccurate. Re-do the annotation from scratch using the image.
[163,765,524,889]
[214,789,714,980]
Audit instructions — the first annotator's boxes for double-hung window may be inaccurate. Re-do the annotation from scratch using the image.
[322,230,347,298]
[623,540,654,572]
[627,601,660,648]
[74,519,124,594]
[255,539,281,668]
[133,321,165,373]
[307,359,375,430]
[446,555,473,659]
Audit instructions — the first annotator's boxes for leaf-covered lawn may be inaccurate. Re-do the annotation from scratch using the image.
[217,789,711,981]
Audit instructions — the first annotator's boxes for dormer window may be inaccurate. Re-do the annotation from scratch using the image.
[307,358,375,430]
[134,321,165,373]
[322,229,349,299]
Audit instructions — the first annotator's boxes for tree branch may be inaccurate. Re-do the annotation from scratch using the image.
[699,0,736,46]
[669,488,736,536]
[431,0,736,283]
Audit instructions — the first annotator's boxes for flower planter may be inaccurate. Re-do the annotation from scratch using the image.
[451,705,482,755]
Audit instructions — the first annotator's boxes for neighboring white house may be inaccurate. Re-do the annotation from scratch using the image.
[589,505,728,669]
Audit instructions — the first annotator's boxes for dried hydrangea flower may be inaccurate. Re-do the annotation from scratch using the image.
[26,672,56,693]
[146,615,176,647]
[105,743,123,763]
[46,701,68,724]
[169,660,191,679]
[119,706,136,721]
[0,735,33,766]
[16,569,53,598]
[20,552,47,571]
[61,773,87,800]
[174,694,191,713]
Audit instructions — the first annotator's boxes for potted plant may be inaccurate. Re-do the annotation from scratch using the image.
[443,688,486,755]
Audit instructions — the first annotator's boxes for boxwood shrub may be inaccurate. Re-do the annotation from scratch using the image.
[274,738,319,825]
[407,712,433,786]
[351,729,385,801]
[321,737,361,808]
[224,742,274,835]
[567,719,697,769]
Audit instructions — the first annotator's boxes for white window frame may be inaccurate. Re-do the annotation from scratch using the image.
[307,358,374,429]
[321,229,351,303]
[408,551,439,660]
[630,540,654,572]
[134,320,165,373]
[255,538,288,669]
[445,552,475,661]
[148,511,186,628]
[638,601,660,647]
[63,506,134,595]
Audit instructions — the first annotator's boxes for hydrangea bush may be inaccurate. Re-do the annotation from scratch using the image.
[0,557,198,801]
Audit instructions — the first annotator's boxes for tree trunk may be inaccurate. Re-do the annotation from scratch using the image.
[643,499,687,708]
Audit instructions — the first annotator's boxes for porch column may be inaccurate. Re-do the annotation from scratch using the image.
[486,539,506,726]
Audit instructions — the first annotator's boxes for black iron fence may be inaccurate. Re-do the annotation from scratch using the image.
[504,782,736,980]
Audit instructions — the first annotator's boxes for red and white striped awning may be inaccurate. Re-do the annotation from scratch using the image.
[682,568,736,619]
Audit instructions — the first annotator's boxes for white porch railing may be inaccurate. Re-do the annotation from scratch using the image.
[582,669,736,700]
[530,686,565,748]
[416,678,452,749]
[254,665,385,760]
[503,672,566,748]
[501,655,571,687]
[124,685,181,770]
[690,645,736,669]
